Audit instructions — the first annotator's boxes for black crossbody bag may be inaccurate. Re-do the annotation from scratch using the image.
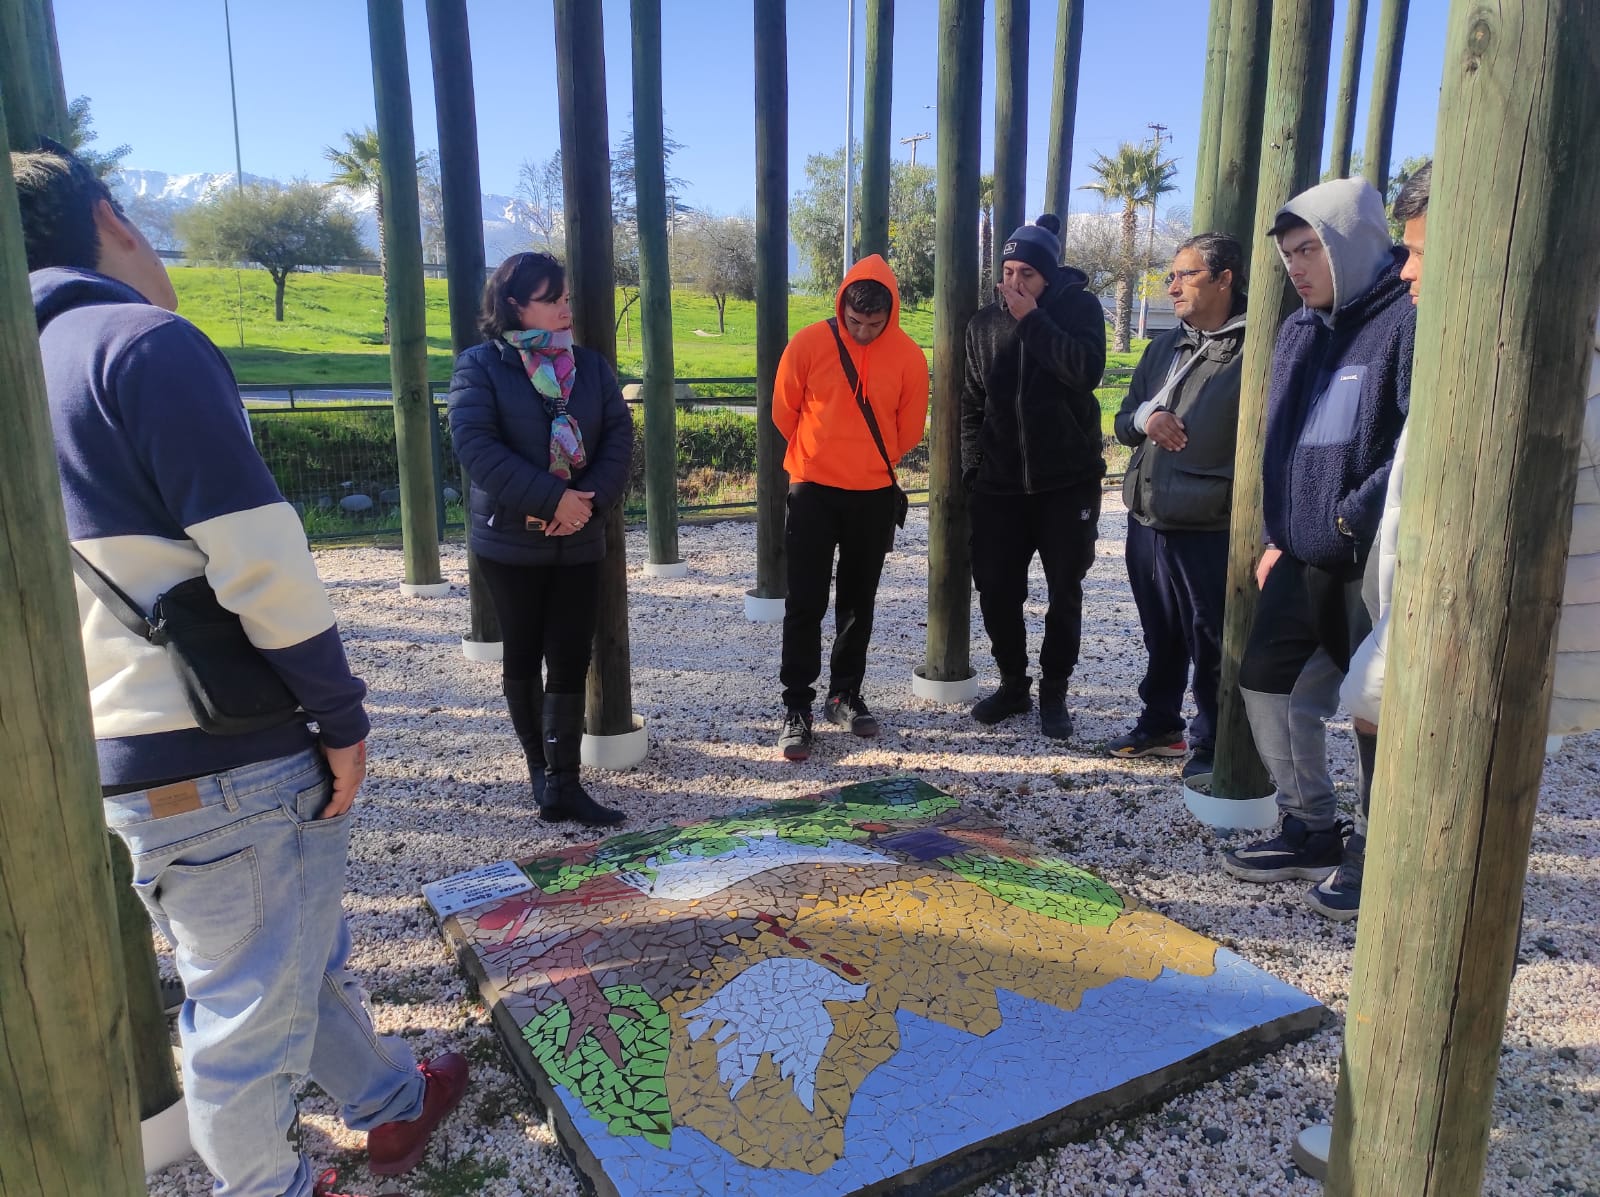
[826,318,910,537]
[70,549,302,736]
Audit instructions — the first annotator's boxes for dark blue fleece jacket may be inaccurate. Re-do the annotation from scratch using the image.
[1263,249,1415,573]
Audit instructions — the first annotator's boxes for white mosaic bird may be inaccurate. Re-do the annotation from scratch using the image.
[682,956,869,1112]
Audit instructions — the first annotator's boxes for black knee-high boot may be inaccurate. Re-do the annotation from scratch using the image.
[502,677,547,807]
[542,692,626,826]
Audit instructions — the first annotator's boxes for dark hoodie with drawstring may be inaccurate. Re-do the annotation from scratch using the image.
[960,263,1108,494]
[1261,178,1415,575]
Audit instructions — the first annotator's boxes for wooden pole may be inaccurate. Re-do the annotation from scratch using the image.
[1209,0,1272,246]
[20,0,65,139]
[753,0,789,604]
[1330,2,1600,1191]
[925,0,982,685]
[554,0,634,737]
[1190,0,1231,233]
[631,0,680,570]
[424,0,499,649]
[0,100,144,1197]
[992,0,1028,282]
[858,0,893,261]
[1211,0,1334,802]
[368,0,443,589]
[1360,0,1408,196]
[1042,0,1083,227]
[1328,0,1367,178]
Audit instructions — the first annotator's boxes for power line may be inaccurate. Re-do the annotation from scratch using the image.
[899,131,930,168]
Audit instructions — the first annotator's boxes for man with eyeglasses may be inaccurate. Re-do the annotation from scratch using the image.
[1109,234,1248,780]
[1219,177,1413,894]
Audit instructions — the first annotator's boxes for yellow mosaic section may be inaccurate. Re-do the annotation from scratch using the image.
[660,877,1215,1173]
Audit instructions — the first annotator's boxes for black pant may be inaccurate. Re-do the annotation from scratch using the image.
[1239,553,1370,693]
[780,482,898,710]
[969,481,1102,685]
[475,556,600,692]
[1125,517,1229,753]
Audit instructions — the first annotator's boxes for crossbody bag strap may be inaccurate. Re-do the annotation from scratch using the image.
[68,546,162,643]
[826,317,898,487]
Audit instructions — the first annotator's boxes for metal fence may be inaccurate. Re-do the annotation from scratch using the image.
[245,371,1135,542]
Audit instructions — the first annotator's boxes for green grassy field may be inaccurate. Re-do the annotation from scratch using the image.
[170,265,1141,429]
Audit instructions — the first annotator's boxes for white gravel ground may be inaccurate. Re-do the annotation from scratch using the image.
[147,496,1599,1197]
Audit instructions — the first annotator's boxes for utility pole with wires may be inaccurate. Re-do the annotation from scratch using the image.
[1137,120,1167,339]
[842,0,857,278]
[900,131,930,167]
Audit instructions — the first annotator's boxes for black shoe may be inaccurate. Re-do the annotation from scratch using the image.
[1038,685,1073,741]
[541,693,625,826]
[778,709,814,761]
[1304,832,1365,921]
[1182,750,1214,780]
[825,692,879,737]
[160,975,185,1016]
[1222,815,1351,883]
[972,676,1032,725]
[503,677,547,806]
[1107,726,1188,759]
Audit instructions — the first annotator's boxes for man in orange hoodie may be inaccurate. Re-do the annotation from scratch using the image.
[773,255,930,760]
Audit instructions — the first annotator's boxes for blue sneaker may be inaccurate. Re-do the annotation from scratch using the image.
[1304,833,1364,921]
[1221,815,1350,883]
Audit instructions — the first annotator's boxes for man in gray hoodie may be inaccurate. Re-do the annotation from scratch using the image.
[1220,178,1414,889]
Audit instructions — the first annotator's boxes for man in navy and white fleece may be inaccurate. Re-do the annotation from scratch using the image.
[1220,177,1413,891]
[15,144,466,1197]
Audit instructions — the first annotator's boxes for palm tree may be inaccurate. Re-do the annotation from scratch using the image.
[977,172,996,302]
[325,127,389,344]
[1081,141,1178,351]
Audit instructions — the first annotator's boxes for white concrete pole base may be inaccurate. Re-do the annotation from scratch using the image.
[580,715,648,769]
[911,666,980,704]
[460,636,504,662]
[1291,1122,1331,1181]
[143,1046,193,1174]
[399,580,453,599]
[744,589,785,623]
[1182,775,1280,831]
[643,560,689,578]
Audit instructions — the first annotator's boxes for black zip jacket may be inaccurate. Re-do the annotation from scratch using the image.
[960,266,1108,494]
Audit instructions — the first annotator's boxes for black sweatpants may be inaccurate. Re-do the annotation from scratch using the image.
[780,481,899,710]
[1125,516,1229,753]
[969,481,1102,686]
[475,556,600,692]
[1239,553,1370,693]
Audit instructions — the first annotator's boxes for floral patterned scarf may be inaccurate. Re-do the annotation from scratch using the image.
[503,327,588,479]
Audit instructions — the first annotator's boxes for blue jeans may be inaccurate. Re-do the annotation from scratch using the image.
[104,749,425,1197]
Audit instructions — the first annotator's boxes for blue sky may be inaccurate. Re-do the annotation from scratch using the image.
[56,0,1449,219]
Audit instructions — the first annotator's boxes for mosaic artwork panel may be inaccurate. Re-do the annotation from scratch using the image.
[429,776,1323,1197]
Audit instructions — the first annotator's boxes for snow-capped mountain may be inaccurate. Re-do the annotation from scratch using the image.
[111,168,549,264]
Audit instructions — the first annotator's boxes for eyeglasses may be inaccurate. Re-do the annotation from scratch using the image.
[1163,268,1212,287]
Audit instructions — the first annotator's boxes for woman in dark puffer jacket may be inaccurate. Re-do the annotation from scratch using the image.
[447,252,633,825]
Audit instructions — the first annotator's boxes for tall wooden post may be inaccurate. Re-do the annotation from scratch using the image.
[923,0,983,688]
[1191,0,1231,233]
[1330,2,1600,1191]
[424,0,500,652]
[752,0,789,610]
[1211,0,1334,803]
[1328,0,1367,178]
[858,0,893,261]
[1210,0,1272,246]
[992,0,1028,281]
[20,0,65,137]
[0,101,144,1197]
[631,0,682,573]
[368,0,443,592]
[1042,0,1083,228]
[1360,0,1408,196]
[554,0,635,738]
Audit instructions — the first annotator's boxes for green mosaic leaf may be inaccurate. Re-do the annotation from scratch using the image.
[942,854,1125,927]
[520,985,673,1143]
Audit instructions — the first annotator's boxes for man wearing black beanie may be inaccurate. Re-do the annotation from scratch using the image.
[960,214,1109,739]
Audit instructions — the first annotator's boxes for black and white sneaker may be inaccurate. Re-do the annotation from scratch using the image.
[825,692,879,737]
[1304,833,1365,921]
[1221,815,1351,883]
[778,709,814,761]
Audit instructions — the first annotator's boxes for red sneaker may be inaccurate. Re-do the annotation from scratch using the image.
[366,1052,470,1176]
[312,1169,403,1197]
